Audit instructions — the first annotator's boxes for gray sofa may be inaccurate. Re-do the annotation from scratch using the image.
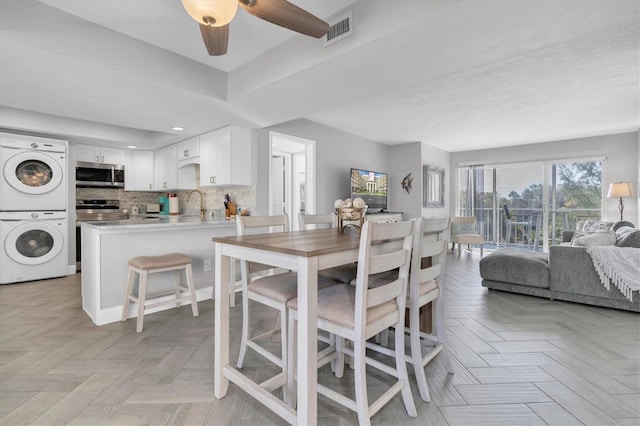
[480,225,640,312]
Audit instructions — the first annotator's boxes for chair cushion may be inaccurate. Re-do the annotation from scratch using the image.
[319,263,358,284]
[129,253,191,270]
[249,272,337,304]
[287,284,398,329]
[451,222,475,234]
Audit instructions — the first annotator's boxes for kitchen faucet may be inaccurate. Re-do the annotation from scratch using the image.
[187,189,206,218]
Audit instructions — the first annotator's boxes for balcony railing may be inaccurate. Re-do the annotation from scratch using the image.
[458,207,602,251]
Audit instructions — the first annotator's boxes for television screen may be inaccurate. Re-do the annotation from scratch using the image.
[350,168,388,212]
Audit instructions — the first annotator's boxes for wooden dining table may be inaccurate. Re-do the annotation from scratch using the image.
[212,227,362,425]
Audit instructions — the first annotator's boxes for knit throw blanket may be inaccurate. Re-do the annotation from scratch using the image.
[586,246,640,302]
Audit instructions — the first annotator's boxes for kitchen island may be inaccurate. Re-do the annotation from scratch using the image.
[81,216,237,326]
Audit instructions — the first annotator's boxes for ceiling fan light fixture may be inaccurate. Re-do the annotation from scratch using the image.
[182,0,238,27]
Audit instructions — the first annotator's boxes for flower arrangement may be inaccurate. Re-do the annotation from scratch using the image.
[334,198,367,233]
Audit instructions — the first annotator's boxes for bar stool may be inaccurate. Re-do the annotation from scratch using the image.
[121,253,199,332]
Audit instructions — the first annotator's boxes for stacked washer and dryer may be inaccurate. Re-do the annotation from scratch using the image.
[0,133,69,284]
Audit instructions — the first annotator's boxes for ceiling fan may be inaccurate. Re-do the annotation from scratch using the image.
[182,0,330,56]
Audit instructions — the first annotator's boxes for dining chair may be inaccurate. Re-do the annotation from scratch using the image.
[407,217,454,401]
[372,217,454,399]
[235,214,336,372]
[298,213,359,284]
[287,219,417,425]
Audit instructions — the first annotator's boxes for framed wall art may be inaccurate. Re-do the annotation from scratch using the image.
[423,165,445,208]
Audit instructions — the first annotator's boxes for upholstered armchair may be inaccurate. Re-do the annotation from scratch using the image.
[450,216,484,256]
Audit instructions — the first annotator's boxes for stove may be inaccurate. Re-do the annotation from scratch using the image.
[76,199,129,221]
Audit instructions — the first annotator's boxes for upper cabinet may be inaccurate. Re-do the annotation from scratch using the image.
[125,150,154,191]
[177,137,200,166]
[199,126,251,186]
[154,145,196,191]
[76,144,125,164]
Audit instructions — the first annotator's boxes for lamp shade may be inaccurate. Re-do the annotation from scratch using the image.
[182,0,238,27]
[607,182,633,198]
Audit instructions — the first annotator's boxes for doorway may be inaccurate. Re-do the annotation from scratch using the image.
[269,132,316,230]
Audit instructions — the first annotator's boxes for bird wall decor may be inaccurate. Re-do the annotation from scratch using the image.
[401,173,413,194]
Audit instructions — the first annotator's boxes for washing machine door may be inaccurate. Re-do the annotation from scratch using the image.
[4,221,64,265]
[3,151,64,195]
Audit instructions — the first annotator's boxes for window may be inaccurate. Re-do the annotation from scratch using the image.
[457,158,604,251]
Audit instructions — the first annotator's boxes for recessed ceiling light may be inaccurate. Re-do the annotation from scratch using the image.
[127,145,137,149]
[171,126,184,131]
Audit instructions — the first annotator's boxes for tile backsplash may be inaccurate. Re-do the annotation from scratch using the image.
[76,186,256,216]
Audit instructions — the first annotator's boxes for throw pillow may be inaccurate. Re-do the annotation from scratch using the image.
[615,226,640,248]
[572,230,616,247]
[571,220,616,244]
[581,220,615,233]
[613,220,636,231]
[451,222,476,235]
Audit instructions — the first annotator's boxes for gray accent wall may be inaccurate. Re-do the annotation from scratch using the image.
[255,119,390,216]
[450,131,639,225]
[421,142,451,219]
[388,142,422,220]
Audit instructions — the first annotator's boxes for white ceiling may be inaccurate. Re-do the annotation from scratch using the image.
[0,0,638,152]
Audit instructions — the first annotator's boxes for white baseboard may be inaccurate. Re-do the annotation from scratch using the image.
[91,286,213,326]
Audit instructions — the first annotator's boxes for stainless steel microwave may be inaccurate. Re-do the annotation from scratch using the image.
[76,161,125,188]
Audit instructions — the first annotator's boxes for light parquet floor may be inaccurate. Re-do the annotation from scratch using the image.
[0,251,638,425]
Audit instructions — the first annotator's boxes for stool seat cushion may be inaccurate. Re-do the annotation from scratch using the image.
[129,253,192,270]
[480,249,549,289]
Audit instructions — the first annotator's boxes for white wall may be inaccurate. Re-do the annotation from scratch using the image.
[255,119,390,216]
[450,132,639,225]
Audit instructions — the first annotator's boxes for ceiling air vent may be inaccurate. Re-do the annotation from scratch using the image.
[324,11,352,47]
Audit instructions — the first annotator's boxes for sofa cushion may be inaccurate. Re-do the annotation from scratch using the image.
[572,230,616,247]
[615,226,640,248]
[479,249,550,289]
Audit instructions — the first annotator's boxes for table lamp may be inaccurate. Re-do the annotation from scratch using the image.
[607,182,633,221]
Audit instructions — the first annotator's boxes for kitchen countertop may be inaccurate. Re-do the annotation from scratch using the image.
[79,215,236,230]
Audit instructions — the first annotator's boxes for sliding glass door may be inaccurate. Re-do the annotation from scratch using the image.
[457,158,604,252]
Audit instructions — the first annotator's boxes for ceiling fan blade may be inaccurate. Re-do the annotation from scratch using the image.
[199,23,229,56]
[239,0,329,38]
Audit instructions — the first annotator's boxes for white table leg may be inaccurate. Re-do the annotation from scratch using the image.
[296,256,318,425]
[214,243,230,398]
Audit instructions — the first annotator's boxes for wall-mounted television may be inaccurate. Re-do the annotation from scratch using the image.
[350,168,388,212]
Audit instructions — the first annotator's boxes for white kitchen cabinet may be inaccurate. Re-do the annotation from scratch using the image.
[365,212,403,223]
[154,144,196,191]
[125,150,155,191]
[199,126,251,186]
[177,136,200,165]
[75,144,125,164]
[154,145,178,190]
